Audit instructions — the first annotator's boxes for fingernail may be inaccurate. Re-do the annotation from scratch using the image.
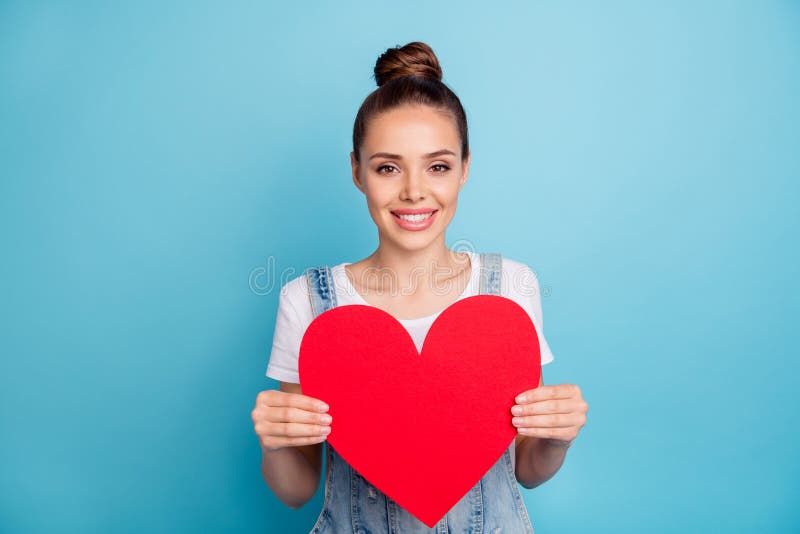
[516,394,526,403]
[511,405,523,415]
[317,402,329,411]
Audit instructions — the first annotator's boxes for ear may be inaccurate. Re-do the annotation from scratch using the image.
[350,151,365,194]
[459,149,471,191]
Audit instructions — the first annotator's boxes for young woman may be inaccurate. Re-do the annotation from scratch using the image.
[252,41,589,533]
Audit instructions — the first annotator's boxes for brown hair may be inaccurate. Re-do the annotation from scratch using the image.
[352,41,469,163]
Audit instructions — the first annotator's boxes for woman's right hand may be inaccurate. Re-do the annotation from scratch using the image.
[251,389,333,452]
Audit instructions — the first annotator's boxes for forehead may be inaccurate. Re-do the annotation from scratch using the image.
[364,105,459,153]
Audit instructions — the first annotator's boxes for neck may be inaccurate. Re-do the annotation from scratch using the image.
[360,234,470,296]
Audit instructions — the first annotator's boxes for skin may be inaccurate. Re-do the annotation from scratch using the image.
[252,103,589,509]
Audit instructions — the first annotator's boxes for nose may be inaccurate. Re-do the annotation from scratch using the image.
[400,169,425,201]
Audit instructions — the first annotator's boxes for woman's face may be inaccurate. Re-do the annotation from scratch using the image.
[350,104,470,252]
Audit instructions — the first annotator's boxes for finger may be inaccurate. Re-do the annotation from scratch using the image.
[511,413,584,429]
[512,399,574,416]
[266,405,333,426]
[266,421,333,439]
[526,384,579,402]
[259,390,330,412]
[514,388,539,403]
[513,398,587,416]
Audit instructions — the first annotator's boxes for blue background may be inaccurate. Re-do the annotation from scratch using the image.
[1,1,798,532]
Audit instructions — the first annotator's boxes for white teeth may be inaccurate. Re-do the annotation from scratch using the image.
[396,212,433,222]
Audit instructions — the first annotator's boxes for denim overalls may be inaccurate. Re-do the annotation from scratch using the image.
[304,252,535,534]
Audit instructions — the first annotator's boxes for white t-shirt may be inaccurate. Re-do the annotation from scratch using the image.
[265,250,555,470]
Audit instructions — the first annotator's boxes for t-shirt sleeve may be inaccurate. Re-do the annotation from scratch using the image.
[514,265,555,365]
[265,280,306,384]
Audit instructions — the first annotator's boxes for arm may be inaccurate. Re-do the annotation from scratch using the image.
[513,374,587,489]
[260,381,325,509]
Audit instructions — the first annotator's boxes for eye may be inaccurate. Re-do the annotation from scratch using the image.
[431,164,450,173]
[376,164,398,174]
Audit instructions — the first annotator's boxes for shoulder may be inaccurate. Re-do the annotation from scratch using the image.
[275,270,315,325]
[498,254,542,295]
[498,254,533,276]
[280,271,311,305]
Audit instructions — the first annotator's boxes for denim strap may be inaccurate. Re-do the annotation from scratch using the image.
[306,265,338,319]
[478,252,502,295]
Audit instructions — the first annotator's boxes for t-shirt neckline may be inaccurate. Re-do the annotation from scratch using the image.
[334,250,479,324]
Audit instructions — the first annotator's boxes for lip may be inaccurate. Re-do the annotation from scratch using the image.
[390,208,438,231]
[390,208,439,215]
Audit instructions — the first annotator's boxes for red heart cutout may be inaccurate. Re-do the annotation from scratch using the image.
[298,294,541,527]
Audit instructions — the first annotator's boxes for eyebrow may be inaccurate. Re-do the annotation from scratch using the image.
[368,149,456,161]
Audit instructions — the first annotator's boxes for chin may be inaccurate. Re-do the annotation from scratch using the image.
[386,229,445,249]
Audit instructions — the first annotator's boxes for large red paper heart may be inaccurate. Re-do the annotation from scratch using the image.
[298,294,541,527]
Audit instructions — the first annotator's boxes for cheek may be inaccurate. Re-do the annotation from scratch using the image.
[365,190,391,210]
[432,182,461,204]
[362,191,394,221]
[364,181,400,206]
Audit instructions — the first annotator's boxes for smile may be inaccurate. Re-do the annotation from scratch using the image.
[390,209,439,231]
[394,211,435,222]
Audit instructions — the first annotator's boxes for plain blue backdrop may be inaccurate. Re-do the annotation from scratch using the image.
[1,1,798,532]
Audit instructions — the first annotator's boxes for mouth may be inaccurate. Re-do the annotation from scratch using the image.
[390,209,439,231]
[390,209,438,223]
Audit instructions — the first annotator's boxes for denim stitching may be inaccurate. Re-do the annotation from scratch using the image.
[350,462,361,533]
[478,252,502,296]
[470,478,484,534]
[309,444,334,533]
[386,496,397,533]
[437,513,448,533]
[478,253,488,295]
[501,449,534,533]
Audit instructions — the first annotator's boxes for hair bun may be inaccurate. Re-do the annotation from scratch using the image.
[373,41,443,87]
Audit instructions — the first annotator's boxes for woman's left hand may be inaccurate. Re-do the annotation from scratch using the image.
[511,384,589,446]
